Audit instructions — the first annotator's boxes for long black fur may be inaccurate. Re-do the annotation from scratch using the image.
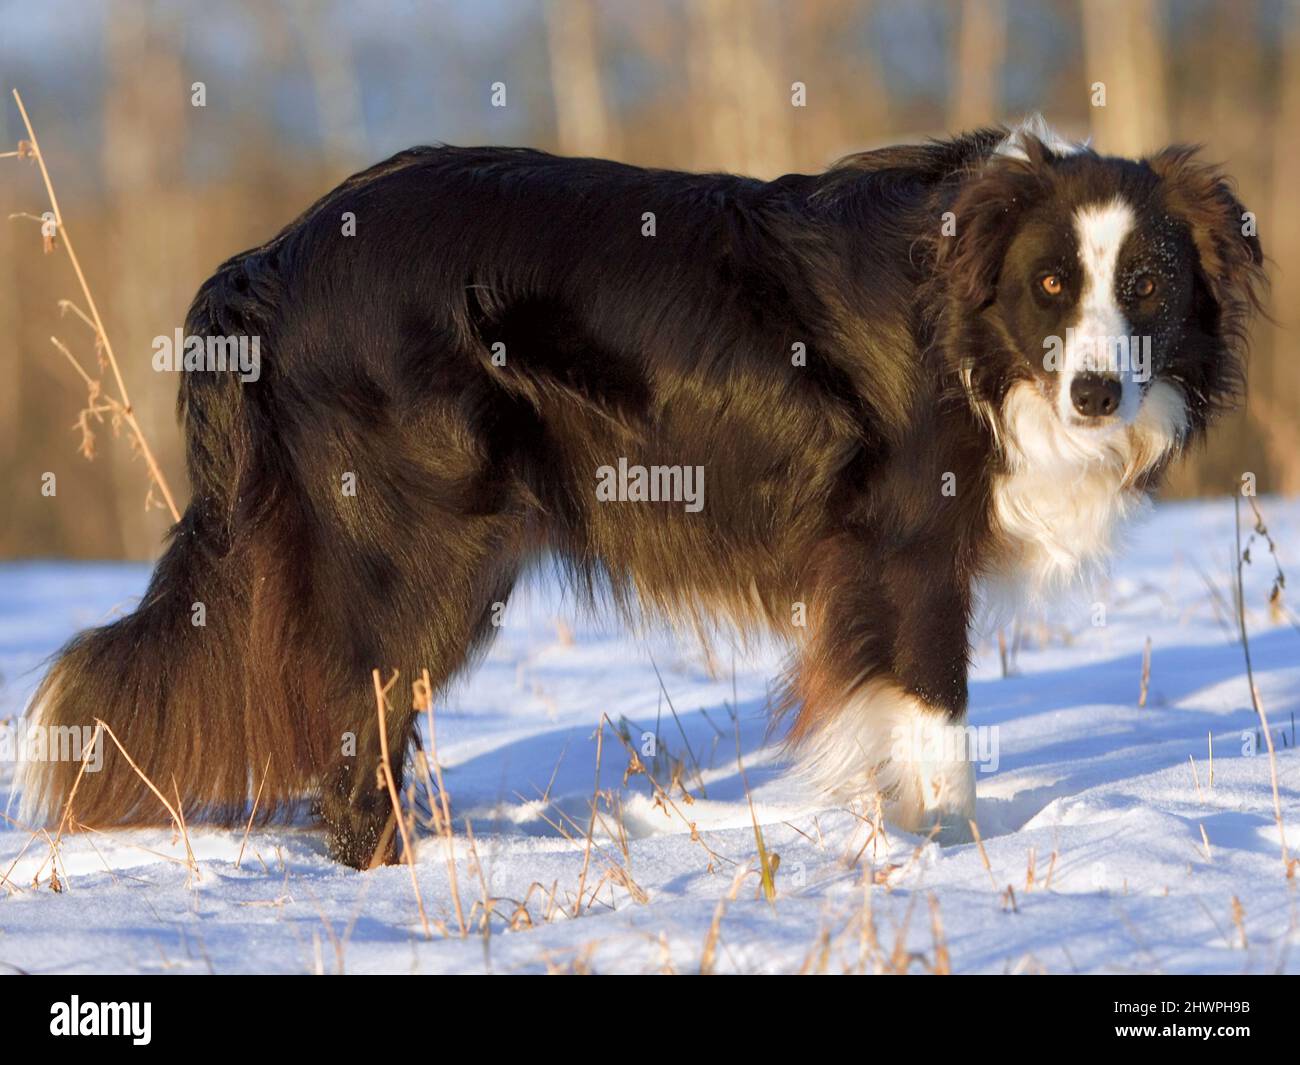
[24,128,1264,866]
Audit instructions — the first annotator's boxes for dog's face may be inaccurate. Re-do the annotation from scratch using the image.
[939,134,1264,459]
[995,191,1198,429]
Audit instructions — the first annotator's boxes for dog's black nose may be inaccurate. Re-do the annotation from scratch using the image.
[1070,374,1123,418]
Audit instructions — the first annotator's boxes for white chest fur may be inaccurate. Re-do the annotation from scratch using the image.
[979,380,1187,619]
[984,444,1147,616]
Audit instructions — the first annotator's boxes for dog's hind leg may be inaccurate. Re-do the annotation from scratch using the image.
[311,518,526,869]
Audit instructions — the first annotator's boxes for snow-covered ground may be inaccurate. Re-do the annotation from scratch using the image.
[1,497,1298,974]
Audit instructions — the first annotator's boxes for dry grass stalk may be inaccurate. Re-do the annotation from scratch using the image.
[11,729,100,892]
[365,812,397,871]
[888,894,919,973]
[927,893,951,975]
[8,89,180,521]
[605,713,732,869]
[857,867,883,972]
[508,884,542,930]
[1233,495,1294,877]
[236,755,272,870]
[416,668,468,936]
[370,668,432,939]
[872,792,890,851]
[648,655,707,796]
[844,808,885,869]
[1042,847,1058,890]
[93,717,196,878]
[699,863,751,974]
[878,825,942,890]
[1244,495,1287,623]
[77,830,121,887]
[49,721,103,856]
[75,822,193,870]
[527,785,648,911]
[169,776,196,888]
[656,932,676,975]
[733,714,777,903]
[543,879,562,923]
[541,942,597,975]
[799,925,833,974]
[1138,636,1152,706]
[581,865,644,913]
[1230,895,1247,949]
[43,832,63,892]
[300,883,347,974]
[0,813,46,894]
[969,818,999,890]
[611,791,631,859]
[573,717,605,917]
[463,816,494,939]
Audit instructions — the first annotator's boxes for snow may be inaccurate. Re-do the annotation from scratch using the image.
[1,497,1298,974]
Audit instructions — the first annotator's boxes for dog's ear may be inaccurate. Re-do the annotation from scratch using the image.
[1149,146,1266,325]
[935,136,1055,308]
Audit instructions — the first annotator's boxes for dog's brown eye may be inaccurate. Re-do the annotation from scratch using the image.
[1040,274,1063,296]
[1134,274,1156,298]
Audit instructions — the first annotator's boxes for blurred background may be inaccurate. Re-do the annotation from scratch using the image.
[1,0,1296,559]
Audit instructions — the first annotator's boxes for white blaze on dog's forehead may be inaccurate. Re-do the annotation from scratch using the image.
[1074,198,1136,308]
[1057,197,1140,422]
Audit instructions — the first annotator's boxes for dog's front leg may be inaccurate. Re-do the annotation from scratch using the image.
[788,539,977,844]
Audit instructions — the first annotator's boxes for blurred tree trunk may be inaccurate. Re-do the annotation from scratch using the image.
[686,0,792,178]
[295,0,369,172]
[1079,0,1168,154]
[545,0,618,158]
[790,0,891,165]
[950,0,1006,131]
[102,5,193,557]
[1257,0,1300,493]
[1164,1,1265,497]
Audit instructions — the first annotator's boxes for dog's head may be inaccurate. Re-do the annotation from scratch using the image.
[937,122,1265,470]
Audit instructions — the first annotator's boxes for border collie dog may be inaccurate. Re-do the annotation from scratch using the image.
[24,119,1263,867]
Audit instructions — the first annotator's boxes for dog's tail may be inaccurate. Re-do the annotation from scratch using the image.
[19,505,257,827]
[21,250,322,830]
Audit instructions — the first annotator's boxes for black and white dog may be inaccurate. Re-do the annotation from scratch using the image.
[25,118,1264,866]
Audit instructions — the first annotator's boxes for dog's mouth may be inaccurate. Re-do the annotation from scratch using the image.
[1062,412,1123,432]
[1062,409,1128,434]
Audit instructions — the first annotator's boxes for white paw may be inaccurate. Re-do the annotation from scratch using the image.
[790,680,980,845]
[887,754,976,846]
